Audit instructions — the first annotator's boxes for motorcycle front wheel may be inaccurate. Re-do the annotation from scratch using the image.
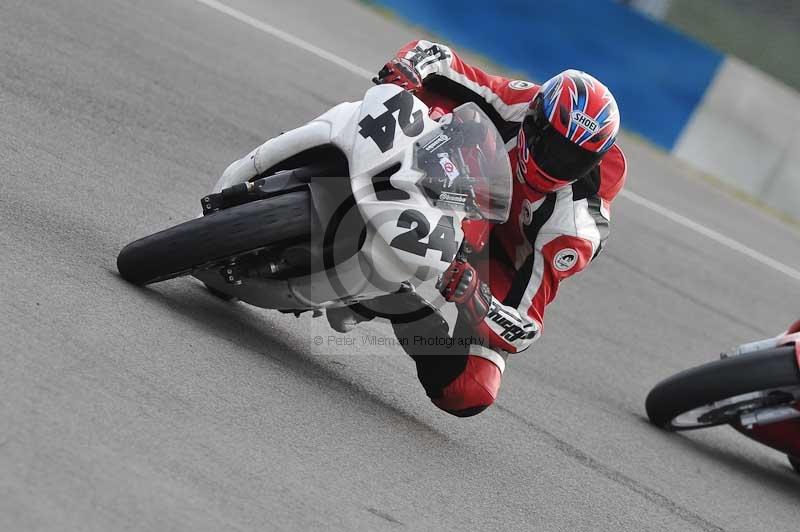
[645,346,800,431]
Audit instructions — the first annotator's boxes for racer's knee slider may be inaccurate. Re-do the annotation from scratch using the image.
[430,355,501,417]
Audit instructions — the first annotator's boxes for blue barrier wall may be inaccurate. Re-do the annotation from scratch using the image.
[369,0,723,149]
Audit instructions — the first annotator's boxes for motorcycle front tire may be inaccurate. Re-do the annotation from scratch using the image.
[645,346,800,431]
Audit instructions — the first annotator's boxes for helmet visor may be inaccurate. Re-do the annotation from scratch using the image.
[523,98,603,182]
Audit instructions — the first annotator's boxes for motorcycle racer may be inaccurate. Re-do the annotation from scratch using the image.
[349,40,627,417]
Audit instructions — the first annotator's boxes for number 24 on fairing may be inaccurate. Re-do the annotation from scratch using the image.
[358,91,424,153]
[390,209,458,263]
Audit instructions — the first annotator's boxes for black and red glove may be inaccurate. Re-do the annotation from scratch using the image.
[437,259,492,324]
[373,57,424,93]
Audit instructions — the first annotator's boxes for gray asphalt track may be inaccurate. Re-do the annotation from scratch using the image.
[2,1,800,531]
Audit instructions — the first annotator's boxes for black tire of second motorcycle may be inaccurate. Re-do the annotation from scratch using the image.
[117,191,312,286]
[645,346,800,431]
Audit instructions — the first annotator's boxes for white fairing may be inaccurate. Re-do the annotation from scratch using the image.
[206,85,507,310]
[346,85,466,283]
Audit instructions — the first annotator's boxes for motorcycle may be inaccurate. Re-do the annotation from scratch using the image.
[117,84,512,324]
[646,321,800,474]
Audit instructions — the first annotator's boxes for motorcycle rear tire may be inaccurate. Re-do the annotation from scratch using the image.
[645,346,800,431]
[117,191,312,286]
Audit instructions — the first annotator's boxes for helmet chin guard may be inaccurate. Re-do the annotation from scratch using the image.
[516,126,576,193]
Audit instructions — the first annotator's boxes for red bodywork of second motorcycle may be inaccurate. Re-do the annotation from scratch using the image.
[732,326,800,459]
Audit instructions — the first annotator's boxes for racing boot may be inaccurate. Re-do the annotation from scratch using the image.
[326,284,451,353]
[325,305,375,333]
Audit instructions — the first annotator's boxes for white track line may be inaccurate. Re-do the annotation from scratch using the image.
[621,190,800,282]
[192,0,375,80]
[192,0,800,284]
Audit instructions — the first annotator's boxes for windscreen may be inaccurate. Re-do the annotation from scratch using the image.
[413,103,512,223]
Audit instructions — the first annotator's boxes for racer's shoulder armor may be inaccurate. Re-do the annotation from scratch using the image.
[597,144,627,203]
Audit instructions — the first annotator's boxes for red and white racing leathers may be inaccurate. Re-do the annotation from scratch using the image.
[396,40,628,372]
